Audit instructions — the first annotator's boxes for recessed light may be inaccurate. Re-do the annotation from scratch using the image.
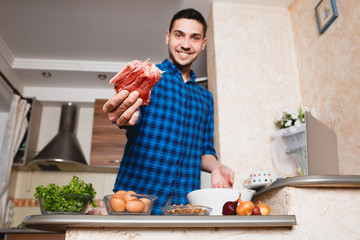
[42,72,52,78]
[98,74,107,80]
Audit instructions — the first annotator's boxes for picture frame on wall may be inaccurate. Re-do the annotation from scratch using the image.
[315,0,339,34]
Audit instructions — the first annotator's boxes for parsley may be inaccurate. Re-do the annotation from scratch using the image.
[34,176,97,213]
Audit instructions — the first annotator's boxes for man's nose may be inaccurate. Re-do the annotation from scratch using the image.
[180,37,191,49]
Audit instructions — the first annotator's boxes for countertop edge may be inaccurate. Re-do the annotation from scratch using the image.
[22,215,296,233]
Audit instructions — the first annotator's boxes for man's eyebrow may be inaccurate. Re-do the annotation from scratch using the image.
[173,30,203,38]
[173,30,184,34]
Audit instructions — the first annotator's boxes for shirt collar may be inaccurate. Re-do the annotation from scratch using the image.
[161,59,197,83]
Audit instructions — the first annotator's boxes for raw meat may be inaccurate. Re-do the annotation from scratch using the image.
[109,59,163,105]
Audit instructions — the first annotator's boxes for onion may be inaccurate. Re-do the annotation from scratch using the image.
[222,199,238,215]
[252,205,261,215]
[258,201,271,215]
[236,200,254,215]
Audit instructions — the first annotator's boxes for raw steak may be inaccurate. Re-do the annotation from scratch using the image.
[109,59,163,105]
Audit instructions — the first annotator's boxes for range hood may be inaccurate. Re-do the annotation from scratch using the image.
[28,103,88,171]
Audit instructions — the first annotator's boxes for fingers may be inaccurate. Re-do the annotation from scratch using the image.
[116,99,142,126]
[103,90,130,113]
[227,170,235,186]
[212,181,225,188]
[103,90,143,127]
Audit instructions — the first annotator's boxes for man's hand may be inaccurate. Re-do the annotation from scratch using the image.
[103,90,143,127]
[201,155,234,189]
[211,164,234,188]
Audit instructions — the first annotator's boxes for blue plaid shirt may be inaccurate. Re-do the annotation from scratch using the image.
[113,59,217,215]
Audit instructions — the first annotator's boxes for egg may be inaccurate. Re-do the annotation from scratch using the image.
[114,190,127,201]
[116,190,127,195]
[124,190,137,202]
[139,198,151,213]
[110,197,126,212]
[126,199,145,213]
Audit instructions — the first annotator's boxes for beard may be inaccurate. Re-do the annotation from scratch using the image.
[168,50,194,70]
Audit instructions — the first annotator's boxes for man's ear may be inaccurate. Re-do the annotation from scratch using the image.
[165,31,170,45]
[202,37,207,51]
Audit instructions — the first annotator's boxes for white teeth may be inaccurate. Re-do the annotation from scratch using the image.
[178,52,190,57]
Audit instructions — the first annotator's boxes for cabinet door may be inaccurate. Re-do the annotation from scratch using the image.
[90,99,127,167]
[13,97,42,167]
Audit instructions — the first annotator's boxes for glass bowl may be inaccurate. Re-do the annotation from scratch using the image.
[38,193,92,214]
[104,193,158,215]
[161,204,212,216]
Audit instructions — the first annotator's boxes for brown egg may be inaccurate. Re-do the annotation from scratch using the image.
[124,190,137,202]
[114,191,127,201]
[116,190,127,195]
[139,198,151,213]
[110,197,126,212]
[125,199,145,213]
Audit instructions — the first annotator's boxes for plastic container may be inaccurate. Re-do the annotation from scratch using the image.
[272,123,307,176]
[103,194,157,215]
[38,193,92,214]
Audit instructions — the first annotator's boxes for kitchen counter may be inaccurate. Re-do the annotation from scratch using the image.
[20,175,360,239]
[21,215,296,233]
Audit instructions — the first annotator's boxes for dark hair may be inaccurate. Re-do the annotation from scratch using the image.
[169,8,207,37]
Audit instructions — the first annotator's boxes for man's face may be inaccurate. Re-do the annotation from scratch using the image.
[166,18,207,69]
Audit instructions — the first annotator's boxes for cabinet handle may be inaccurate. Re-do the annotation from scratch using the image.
[108,160,121,164]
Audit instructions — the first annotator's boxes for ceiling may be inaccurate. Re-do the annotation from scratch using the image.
[0,0,211,90]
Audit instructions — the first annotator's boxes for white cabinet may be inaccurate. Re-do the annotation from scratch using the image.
[13,98,42,169]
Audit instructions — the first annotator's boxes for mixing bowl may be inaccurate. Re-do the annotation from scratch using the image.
[187,188,240,215]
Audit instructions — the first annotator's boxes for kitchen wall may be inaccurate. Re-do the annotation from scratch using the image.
[207,0,360,188]
[208,2,301,187]
[290,0,360,174]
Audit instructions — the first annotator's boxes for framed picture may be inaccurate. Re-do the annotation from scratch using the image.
[315,0,339,34]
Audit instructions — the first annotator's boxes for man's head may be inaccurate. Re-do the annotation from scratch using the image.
[169,8,207,38]
[166,8,208,73]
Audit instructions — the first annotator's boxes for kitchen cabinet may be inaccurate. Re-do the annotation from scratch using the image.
[4,233,64,240]
[13,98,42,169]
[90,99,127,169]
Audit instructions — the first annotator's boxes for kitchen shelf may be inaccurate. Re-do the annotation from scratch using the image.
[22,215,296,233]
[253,175,360,197]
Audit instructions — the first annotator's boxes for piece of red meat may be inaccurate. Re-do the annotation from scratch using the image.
[109,59,163,105]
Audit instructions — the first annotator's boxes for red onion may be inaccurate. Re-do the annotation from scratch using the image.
[252,206,261,215]
[222,199,238,215]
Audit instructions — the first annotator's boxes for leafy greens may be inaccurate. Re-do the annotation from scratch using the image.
[34,176,97,213]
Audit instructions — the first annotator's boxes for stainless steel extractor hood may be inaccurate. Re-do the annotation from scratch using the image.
[28,103,88,171]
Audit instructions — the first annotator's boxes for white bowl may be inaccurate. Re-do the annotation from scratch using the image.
[187,188,239,215]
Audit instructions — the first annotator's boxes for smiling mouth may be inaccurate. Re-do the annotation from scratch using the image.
[177,50,192,58]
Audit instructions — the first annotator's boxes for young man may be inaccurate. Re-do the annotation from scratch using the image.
[103,8,234,215]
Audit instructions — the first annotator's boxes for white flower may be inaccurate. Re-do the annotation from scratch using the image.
[274,111,283,122]
[294,119,302,127]
[285,120,292,127]
[274,105,316,129]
